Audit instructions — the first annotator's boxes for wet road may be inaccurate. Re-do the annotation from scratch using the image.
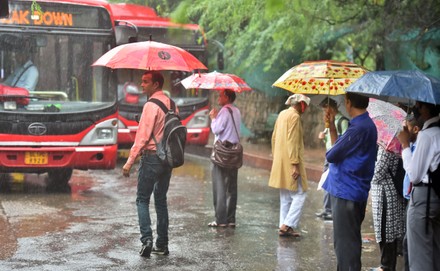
[0,154,401,270]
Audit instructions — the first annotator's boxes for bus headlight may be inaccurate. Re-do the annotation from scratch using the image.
[97,128,113,140]
[79,118,118,145]
[186,109,209,128]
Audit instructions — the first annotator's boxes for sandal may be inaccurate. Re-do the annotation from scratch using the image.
[208,221,227,227]
[278,227,301,237]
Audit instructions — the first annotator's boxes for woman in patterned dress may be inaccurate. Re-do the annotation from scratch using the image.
[370,145,407,271]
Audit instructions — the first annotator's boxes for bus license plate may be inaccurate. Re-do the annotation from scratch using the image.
[25,152,48,165]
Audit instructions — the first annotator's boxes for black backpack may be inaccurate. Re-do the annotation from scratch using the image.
[427,120,440,198]
[148,98,187,168]
[423,120,440,233]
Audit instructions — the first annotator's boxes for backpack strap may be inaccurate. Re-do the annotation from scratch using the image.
[226,107,240,142]
[336,116,349,136]
[423,119,440,233]
[146,97,176,146]
[148,97,175,114]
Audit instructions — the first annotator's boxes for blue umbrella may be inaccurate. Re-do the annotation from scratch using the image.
[345,70,440,105]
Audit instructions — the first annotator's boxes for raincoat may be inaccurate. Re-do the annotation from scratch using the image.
[268,107,308,191]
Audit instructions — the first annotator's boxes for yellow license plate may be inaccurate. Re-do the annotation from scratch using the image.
[25,152,48,165]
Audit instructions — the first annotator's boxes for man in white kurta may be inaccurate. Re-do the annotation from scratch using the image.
[268,94,310,237]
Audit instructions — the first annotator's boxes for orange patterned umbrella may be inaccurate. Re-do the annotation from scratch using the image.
[272,60,368,95]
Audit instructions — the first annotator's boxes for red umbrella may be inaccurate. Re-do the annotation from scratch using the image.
[180,71,252,92]
[92,41,207,72]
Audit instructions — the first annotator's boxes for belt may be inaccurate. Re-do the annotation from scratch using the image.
[414,182,429,187]
[142,150,156,155]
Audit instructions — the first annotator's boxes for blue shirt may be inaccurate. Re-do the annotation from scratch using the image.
[402,142,416,199]
[322,111,378,202]
[4,60,39,91]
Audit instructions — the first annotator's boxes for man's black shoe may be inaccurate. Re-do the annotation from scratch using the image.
[139,240,153,257]
[152,245,169,255]
[315,210,328,218]
[323,213,333,220]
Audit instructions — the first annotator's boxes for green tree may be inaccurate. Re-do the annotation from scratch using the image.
[109,0,440,92]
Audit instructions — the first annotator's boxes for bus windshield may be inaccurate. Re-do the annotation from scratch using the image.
[0,32,116,113]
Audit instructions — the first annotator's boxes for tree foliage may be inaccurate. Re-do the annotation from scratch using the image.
[172,0,439,71]
[110,0,440,92]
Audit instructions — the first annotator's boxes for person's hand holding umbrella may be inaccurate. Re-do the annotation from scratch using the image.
[397,125,411,150]
[326,108,338,145]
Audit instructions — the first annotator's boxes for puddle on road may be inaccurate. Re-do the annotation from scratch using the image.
[0,171,95,260]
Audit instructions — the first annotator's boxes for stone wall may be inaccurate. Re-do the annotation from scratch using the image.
[209,90,326,149]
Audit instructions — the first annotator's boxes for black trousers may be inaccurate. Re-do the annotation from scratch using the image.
[379,193,397,271]
[211,164,238,225]
[331,195,367,271]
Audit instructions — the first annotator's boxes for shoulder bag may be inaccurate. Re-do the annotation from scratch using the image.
[211,107,243,169]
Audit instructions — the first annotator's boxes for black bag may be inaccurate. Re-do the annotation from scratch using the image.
[427,120,440,197]
[211,139,243,169]
[148,98,187,168]
[211,107,243,169]
[429,166,440,197]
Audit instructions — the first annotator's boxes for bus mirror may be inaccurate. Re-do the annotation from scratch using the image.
[0,0,9,18]
[115,25,138,45]
[217,52,224,70]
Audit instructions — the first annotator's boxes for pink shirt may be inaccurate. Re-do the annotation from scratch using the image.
[126,91,175,167]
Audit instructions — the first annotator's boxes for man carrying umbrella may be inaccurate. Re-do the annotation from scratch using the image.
[316,97,349,220]
[397,102,440,271]
[122,71,174,257]
[322,92,377,270]
[208,89,242,228]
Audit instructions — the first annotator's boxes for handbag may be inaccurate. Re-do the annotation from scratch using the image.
[211,107,243,169]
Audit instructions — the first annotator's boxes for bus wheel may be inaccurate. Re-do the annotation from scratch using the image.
[47,169,73,190]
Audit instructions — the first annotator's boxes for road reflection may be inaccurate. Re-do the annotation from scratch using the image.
[0,171,94,260]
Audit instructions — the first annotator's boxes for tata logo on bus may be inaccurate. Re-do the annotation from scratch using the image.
[28,123,47,136]
[0,2,73,27]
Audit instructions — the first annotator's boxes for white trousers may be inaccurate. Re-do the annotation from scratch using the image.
[279,182,307,229]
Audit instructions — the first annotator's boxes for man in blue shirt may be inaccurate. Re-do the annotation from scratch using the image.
[4,51,39,91]
[322,92,378,271]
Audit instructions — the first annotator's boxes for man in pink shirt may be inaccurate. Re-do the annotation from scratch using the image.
[122,71,175,258]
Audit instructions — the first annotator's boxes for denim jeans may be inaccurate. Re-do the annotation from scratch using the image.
[136,154,172,247]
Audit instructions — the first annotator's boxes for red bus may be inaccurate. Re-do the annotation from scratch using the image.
[109,3,211,149]
[0,0,126,187]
